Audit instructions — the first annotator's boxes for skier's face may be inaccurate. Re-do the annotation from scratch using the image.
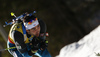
[27,24,40,37]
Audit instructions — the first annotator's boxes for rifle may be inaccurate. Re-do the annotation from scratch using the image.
[3,11,36,27]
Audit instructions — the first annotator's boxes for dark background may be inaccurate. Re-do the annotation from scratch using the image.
[0,0,100,57]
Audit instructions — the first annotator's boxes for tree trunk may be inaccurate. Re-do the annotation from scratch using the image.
[0,23,8,42]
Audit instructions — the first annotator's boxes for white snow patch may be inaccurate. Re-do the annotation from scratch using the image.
[56,25,100,57]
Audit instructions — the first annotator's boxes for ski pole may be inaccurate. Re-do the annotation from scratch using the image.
[0,47,16,51]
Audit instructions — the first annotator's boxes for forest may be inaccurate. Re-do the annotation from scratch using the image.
[0,0,100,57]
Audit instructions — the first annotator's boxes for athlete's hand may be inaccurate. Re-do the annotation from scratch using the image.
[40,40,48,50]
[30,42,39,54]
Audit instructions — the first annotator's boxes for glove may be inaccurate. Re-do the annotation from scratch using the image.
[40,40,48,50]
[28,42,39,55]
[31,37,40,53]
[31,44,39,50]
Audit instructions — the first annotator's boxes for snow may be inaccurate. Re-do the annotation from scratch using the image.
[56,25,100,57]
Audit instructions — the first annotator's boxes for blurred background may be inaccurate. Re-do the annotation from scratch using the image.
[0,0,100,57]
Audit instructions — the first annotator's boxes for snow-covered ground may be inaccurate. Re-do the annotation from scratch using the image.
[56,25,100,57]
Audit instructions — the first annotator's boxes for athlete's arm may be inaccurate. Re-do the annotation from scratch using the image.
[38,19,47,40]
[13,31,34,56]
